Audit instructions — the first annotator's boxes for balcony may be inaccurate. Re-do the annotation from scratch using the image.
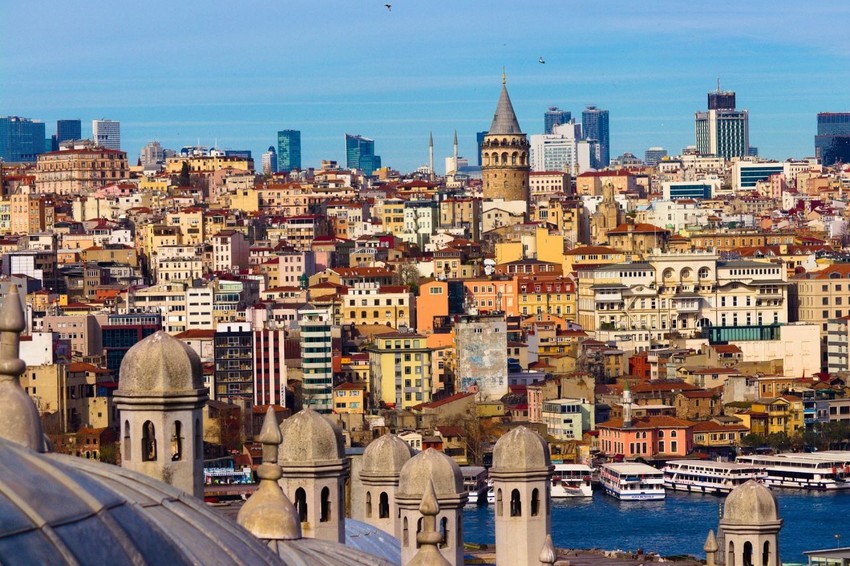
[595,292,622,303]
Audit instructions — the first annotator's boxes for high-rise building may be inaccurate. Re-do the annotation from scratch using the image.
[276,130,301,171]
[0,116,47,163]
[345,133,381,175]
[644,146,668,166]
[476,131,487,167]
[92,119,121,150]
[529,122,582,173]
[481,74,529,202]
[262,146,278,175]
[544,106,571,134]
[815,112,850,166]
[56,119,82,144]
[582,106,610,168]
[299,307,334,413]
[139,141,165,169]
[694,89,749,160]
[213,322,254,403]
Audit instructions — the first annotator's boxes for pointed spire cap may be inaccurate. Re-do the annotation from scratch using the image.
[488,75,522,135]
[539,535,556,565]
[453,129,458,145]
[419,478,440,516]
[429,131,433,146]
[704,529,719,553]
[237,407,302,541]
[0,284,46,452]
[407,479,450,566]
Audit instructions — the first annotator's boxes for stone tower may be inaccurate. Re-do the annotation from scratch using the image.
[491,426,554,566]
[114,331,208,498]
[718,480,782,566]
[360,433,414,535]
[278,407,349,543]
[590,182,624,244]
[396,448,467,566]
[482,72,530,203]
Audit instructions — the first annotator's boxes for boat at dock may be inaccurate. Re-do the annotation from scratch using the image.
[551,463,594,497]
[599,462,665,501]
[662,460,766,495]
[736,451,850,490]
[461,466,490,505]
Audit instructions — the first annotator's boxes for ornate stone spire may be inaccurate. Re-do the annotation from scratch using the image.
[538,534,556,565]
[488,74,522,135]
[237,407,302,541]
[704,529,719,566]
[407,479,451,566]
[0,285,46,452]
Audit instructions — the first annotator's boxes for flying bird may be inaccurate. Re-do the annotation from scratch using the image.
[385,3,391,10]
[539,57,546,64]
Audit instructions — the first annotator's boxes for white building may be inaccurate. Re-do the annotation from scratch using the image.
[529,122,582,174]
[299,306,334,413]
[454,315,508,401]
[541,398,594,441]
[92,119,121,150]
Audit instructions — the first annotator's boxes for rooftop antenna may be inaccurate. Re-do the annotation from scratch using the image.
[716,78,721,93]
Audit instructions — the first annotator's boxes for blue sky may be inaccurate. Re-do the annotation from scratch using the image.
[3,1,849,172]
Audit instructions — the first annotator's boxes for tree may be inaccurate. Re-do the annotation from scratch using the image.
[395,262,421,294]
[740,433,766,449]
[765,432,792,452]
[178,161,191,187]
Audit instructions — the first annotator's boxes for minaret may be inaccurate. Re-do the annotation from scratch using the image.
[623,380,633,427]
[453,129,459,173]
[481,71,530,204]
[429,132,435,181]
[114,331,208,498]
[491,426,554,566]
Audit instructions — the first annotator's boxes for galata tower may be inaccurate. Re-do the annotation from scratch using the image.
[481,72,530,203]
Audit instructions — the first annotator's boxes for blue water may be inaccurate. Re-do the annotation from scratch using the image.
[464,490,850,563]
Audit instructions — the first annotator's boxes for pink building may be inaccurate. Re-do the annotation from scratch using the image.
[597,415,694,459]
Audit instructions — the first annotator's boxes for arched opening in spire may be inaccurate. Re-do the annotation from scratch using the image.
[295,488,308,522]
[194,418,201,460]
[729,541,736,566]
[439,516,449,549]
[744,541,753,566]
[403,517,409,546]
[142,421,157,462]
[762,541,770,566]
[510,489,522,517]
[496,488,503,516]
[379,491,389,518]
[123,420,131,462]
[531,488,540,516]
[171,421,183,461]
[320,486,331,522]
[366,491,372,518]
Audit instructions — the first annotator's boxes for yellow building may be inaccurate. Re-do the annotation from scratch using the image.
[166,208,205,246]
[164,155,252,175]
[332,383,366,414]
[376,199,406,235]
[340,282,414,329]
[366,333,433,409]
[516,274,577,320]
[749,396,805,435]
[229,187,261,213]
[139,224,182,259]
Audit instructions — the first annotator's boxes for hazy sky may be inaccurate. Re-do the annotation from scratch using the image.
[3,1,849,172]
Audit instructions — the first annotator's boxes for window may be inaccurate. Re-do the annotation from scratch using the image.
[379,491,390,519]
[510,489,522,517]
[142,421,157,461]
[171,421,183,461]
[295,488,308,522]
[320,487,331,522]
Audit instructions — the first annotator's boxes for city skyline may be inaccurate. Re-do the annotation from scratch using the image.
[3,1,850,171]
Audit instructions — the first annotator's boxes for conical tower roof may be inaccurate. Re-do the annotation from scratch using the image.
[488,74,522,135]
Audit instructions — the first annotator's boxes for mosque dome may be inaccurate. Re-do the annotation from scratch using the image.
[492,426,551,471]
[362,434,414,476]
[279,408,344,464]
[116,331,204,396]
[0,437,281,565]
[398,448,463,498]
[723,479,780,524]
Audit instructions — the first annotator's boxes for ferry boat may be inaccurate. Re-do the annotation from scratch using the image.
[460,466,490,505]
[599,462,665,501]
[662,460,766,495]
[736,452,850,490]
[551,463,594,497]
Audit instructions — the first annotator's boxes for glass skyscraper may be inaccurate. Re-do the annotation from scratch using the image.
[92,119,121,150]
[0,116,47,163]
[582,106,610,168]
[57,119,82,144]
[694,90,749,160]
[277,129,301,171]
[544,106,571,134]
[815,113,850,166]
[345,133,381,175]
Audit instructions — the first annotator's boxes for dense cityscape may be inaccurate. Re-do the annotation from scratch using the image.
[3,0,850,563]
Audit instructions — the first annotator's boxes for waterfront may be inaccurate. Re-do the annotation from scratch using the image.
[464,490,850,564]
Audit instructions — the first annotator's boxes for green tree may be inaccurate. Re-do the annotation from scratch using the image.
[178,161,191,186]
[765,432,792,452]
[740,433,766,449]
[395,262,421,294]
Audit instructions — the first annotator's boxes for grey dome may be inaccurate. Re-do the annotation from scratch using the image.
[398,448,463,498]
[362,434,414,475]
[492,426,551,471]
[279,408,344,464]
[723,479,780,523]
[0,437,281,565]
[116,331,204,396]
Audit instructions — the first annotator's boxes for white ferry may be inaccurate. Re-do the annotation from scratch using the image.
[662,460,766,495]
[736,452,850,490]
[551,463,594,498]
[599,462,665,501]
[460,466,490,505]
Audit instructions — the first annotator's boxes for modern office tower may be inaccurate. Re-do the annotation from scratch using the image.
[476,131,487,166]
[0,116,47,162]
[345,133,381,175]
[213,322,254,403]
[92,119,121,150]
[56,119,82,144]
[644,146,668,166]
[102,312,162,376]
[544,106,571,134]
[262,146,278,174]
[694,88,749,160]
[815,112,850,165]
[582,106,610,168]
[481,74,529,202]
[276,129,301,171]
[139,141,165,169]
[299,307,334,413]
[529,122,582,173]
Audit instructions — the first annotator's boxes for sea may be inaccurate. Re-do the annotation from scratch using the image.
[463,490,850,564]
